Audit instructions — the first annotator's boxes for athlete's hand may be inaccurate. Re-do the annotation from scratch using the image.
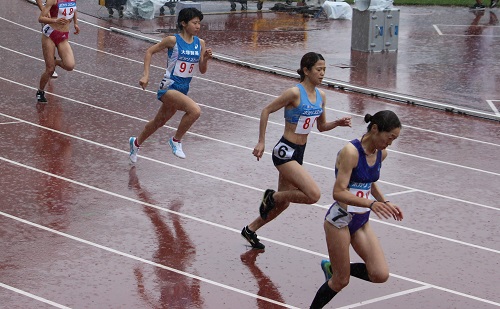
[74,24,80,35]
[204,48,213,59]
[336,116,352,127]
[139,76,149,90]
[371,201,403,221]
[56,18,69,25]
[252,142,265,161]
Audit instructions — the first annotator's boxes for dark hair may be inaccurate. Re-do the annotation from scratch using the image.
[364,110,401,132]
[296,52,324,82]
[177,8,203,30]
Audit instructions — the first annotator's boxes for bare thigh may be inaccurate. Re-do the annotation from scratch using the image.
[56,40,75,71]
[324,221,352,291]
[351,222,389,282]
[160,89,199,114]
[276,161,320,203]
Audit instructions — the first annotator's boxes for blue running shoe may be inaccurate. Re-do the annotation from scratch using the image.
[321,259,332,281]
[129,137,139,163]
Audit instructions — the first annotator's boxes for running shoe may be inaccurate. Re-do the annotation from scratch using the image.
[321,259,332,281]
[259,189,275,220]
[129,137,140,163]
[470,3,486,10]
[51,71,58,78]
[169,137,186,159]
[36,90,47,103]
[491,0,498,7]
[241,226,265,249]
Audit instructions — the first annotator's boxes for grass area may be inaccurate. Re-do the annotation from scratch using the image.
[338,0,475,7]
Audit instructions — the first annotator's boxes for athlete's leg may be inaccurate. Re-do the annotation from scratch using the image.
[55,40,75,71]
[274,161,321,205]
[247,171,295,232]
[163,90,201,140]
[350,222,389,283]
[310,221,350,308]
[39,35,57,91]
[136,98,177,145]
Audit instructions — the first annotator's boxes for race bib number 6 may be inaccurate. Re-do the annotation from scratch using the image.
[295,115,318,134]
[173,61,197,78]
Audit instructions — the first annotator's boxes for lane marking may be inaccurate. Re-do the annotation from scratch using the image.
[337,286,432,309]
[0,282,72,309]
[1,15,499,147]
[1,157,499,307]
[0,45,499,178]
[1,131,499,254]
[0,210,300,309]
[0,77,499,211]
[0,121,22,125]
[486,100,500,116]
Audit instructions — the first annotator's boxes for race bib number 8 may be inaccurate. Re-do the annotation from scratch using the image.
[295,115,318,134]
[173,61,197,78]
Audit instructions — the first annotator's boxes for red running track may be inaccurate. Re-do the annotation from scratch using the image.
[0,2,499,308]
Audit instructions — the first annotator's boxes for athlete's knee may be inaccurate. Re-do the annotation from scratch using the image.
[306,186,321,204]
[188,104,201,119]
[330,276,349,291]
[369,270,389,283]
[64,61,75,71]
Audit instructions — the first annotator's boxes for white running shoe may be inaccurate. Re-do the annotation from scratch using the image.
[168,137,186,159]
[51,71,58,78]
[129,137,139,163]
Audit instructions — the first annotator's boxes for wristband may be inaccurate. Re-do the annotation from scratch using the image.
[369,201,376,209]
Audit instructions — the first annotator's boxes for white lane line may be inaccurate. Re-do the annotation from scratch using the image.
[336,286,432,309]
[433,24,443,35]
[486,100,500,116]
[0,17,499,147]
[0,121,22,125]
[1,43,499,178]
[0,282,72,309]
[0,116,499,255]
[1,156,499,307]
[0,210,300,309]
[0,76,498,212]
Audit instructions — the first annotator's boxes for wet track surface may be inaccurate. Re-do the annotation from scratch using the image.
[0,0,499,308]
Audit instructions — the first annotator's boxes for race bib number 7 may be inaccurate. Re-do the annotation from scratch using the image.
[295,115,318,134]
[173,61,198,78]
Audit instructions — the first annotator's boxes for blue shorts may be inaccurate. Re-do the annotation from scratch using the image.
[157,82,190,100]
[271,136,306,166]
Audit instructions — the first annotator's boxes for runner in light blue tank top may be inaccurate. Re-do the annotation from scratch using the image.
[128,8,212,162]
[240,52,352,250]
[158,33,201,98]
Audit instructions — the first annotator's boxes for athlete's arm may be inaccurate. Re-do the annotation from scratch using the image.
[73,11,79,34]
[198,39,212,74]
[252,87,299,160]
[316,90,352,132]
[139,36,176,90]
[36,0,44,11]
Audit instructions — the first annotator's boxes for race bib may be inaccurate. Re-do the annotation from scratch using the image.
[173,61,198,78]
[347,182,371,213]
[295,115,318,134]
[58,1,76,19]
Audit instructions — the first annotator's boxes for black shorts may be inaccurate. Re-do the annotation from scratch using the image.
[271,136,306,166]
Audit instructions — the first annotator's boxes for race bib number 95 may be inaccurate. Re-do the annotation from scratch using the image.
[173,61,197,78]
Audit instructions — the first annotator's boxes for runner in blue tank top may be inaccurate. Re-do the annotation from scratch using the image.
[241,52,352,250]
[310,110,404,309]
[128,8,212,162]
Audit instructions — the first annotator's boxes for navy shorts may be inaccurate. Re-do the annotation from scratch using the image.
[271,136,306,166]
